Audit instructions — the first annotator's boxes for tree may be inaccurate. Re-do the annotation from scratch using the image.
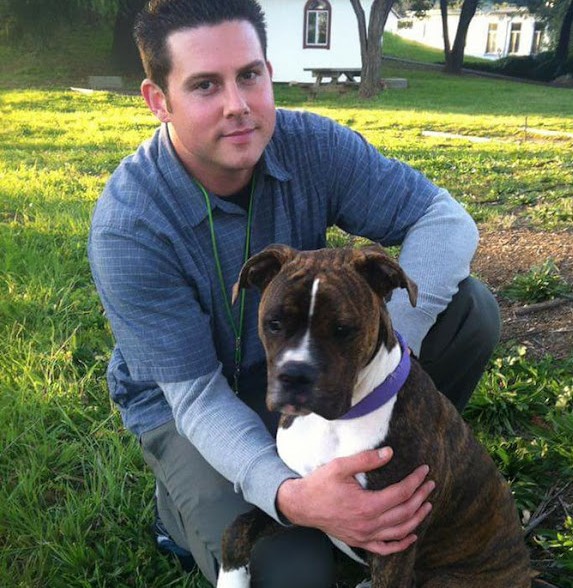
[349,0,397,98]
[0,0,116,44]
[110,0,146,73]
[554,0,573,64]
[439,0,480,74]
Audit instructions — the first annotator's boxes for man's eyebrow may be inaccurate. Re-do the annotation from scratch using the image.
[238,59,266,72]
[184,60,266,84]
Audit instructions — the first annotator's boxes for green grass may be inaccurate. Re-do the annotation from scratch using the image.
[382,31,447,64]
[382,31,490,68]
[1,24,572,588]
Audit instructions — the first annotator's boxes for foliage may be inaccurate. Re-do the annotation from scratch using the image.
[0,0,116,43]
[467,51,573,81]
[0,27,572,588]
[502,259,572,303]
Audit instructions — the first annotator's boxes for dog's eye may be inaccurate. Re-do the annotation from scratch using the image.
[334,324,355,339]
[267,319,282,334]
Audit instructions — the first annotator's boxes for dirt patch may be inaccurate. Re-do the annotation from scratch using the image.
[472,228,573,360]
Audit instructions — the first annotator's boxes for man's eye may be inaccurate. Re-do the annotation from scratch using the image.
[241,70,259,83]
[194,80,215,92]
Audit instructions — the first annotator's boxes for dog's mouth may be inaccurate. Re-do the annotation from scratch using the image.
[267,383,352,420]
[276,403,312,416]
[266,387,315,416]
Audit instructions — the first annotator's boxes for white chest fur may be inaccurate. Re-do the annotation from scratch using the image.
[276,395,397,482]
[276,340,401,478]
[275,340,401,566]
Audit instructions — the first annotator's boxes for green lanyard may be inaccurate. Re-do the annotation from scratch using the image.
[195,175,256,393]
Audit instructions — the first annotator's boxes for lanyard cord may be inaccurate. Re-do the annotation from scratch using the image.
[195,175,256,393]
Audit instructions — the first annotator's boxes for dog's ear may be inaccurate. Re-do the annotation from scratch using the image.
[353,244,418,307]
[232,244,297,304]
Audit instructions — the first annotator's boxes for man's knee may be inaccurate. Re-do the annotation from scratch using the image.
[421,277,500,364]
[419,277,501,411]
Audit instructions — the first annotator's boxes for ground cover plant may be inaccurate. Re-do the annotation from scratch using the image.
[1,26,572,588]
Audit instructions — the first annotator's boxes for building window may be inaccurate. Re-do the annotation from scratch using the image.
[531,22,544,55]
[485,23,498,54]
[304,0,331,49]
[509,22,521,54]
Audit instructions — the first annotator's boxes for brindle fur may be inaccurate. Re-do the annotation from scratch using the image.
[363,360,531,587]
[221,244,531,588]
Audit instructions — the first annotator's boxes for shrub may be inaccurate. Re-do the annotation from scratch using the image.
[0,0,113,44]
[502,259,572,304]
[467,51,573,82]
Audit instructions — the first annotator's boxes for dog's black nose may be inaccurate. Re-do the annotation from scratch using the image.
[277,361,318,392]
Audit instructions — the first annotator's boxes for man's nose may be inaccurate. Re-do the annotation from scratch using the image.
[223,84,250,117]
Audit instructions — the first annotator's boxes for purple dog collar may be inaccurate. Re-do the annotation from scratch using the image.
[339,332,411,420]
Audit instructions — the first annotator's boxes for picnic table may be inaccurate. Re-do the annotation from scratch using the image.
[303,67,362,87]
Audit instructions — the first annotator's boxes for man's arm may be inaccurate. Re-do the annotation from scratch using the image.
[314,113,478,354]
[387,189,479,355]
[160,371,435,554]
[159,368,295,521]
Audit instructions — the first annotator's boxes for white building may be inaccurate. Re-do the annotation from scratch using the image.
[260,0,375,82]
[258,2,546,83]
[389,6,547,60]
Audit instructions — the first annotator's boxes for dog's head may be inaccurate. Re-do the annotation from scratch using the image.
[233,244,417,420]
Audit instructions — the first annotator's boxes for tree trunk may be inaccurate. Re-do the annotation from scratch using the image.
[349,0,396,99]
[555,0,573,64]
[111,0,146,74]
[441,0,479,75]
[440,0,451,59]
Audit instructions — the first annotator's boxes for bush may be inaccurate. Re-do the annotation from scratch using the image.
[495,51,573,82]
[502,259,571,304]
[0,0,113,45]
[471,51,573,82]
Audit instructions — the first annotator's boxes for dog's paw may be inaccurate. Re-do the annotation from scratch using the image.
[216,565,250,588]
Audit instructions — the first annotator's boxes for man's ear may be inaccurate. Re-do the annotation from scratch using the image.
[266,60,274,80]
[141,79,171,124]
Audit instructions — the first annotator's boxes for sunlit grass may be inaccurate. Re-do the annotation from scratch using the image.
[1,24,572,588]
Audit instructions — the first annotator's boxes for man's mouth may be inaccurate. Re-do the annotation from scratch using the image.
[222,128,256,142]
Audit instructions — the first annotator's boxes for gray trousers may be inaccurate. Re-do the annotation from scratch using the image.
[140,277,501,587]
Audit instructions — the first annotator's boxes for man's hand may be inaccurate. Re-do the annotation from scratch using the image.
[276,447,434,556]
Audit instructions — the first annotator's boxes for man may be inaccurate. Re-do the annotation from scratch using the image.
[88,1,500,586]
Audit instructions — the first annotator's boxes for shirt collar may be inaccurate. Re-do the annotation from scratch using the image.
[156,121,291,228]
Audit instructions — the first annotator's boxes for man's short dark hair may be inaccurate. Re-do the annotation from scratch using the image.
[134,0,267,91]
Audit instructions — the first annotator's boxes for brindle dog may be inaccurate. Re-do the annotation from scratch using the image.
[217,244,531,588]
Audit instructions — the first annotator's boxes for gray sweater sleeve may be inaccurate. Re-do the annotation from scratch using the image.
[386,189,479,355]
[158,367,297,523]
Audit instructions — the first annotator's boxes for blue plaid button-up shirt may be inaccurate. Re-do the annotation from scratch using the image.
[89,108,444,436]
[89,108,479,518]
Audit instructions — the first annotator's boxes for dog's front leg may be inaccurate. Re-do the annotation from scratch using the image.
[217,508,282,588]
[370,547,417,588]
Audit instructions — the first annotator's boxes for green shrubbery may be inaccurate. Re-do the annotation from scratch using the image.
[0,0,113,44]
[479,51,573,82]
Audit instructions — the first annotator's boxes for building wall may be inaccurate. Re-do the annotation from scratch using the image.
[260,0,374,83]
[395,8,547,60]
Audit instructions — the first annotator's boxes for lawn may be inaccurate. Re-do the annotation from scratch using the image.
[1,25,572,588]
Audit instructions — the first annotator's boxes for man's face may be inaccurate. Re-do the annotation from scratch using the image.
[145,20,276,194]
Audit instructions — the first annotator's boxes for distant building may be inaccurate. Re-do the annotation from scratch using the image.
[387,6,548,60]
[260,0,376,83]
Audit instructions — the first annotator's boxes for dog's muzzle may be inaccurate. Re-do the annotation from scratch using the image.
[268,360,319,413]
